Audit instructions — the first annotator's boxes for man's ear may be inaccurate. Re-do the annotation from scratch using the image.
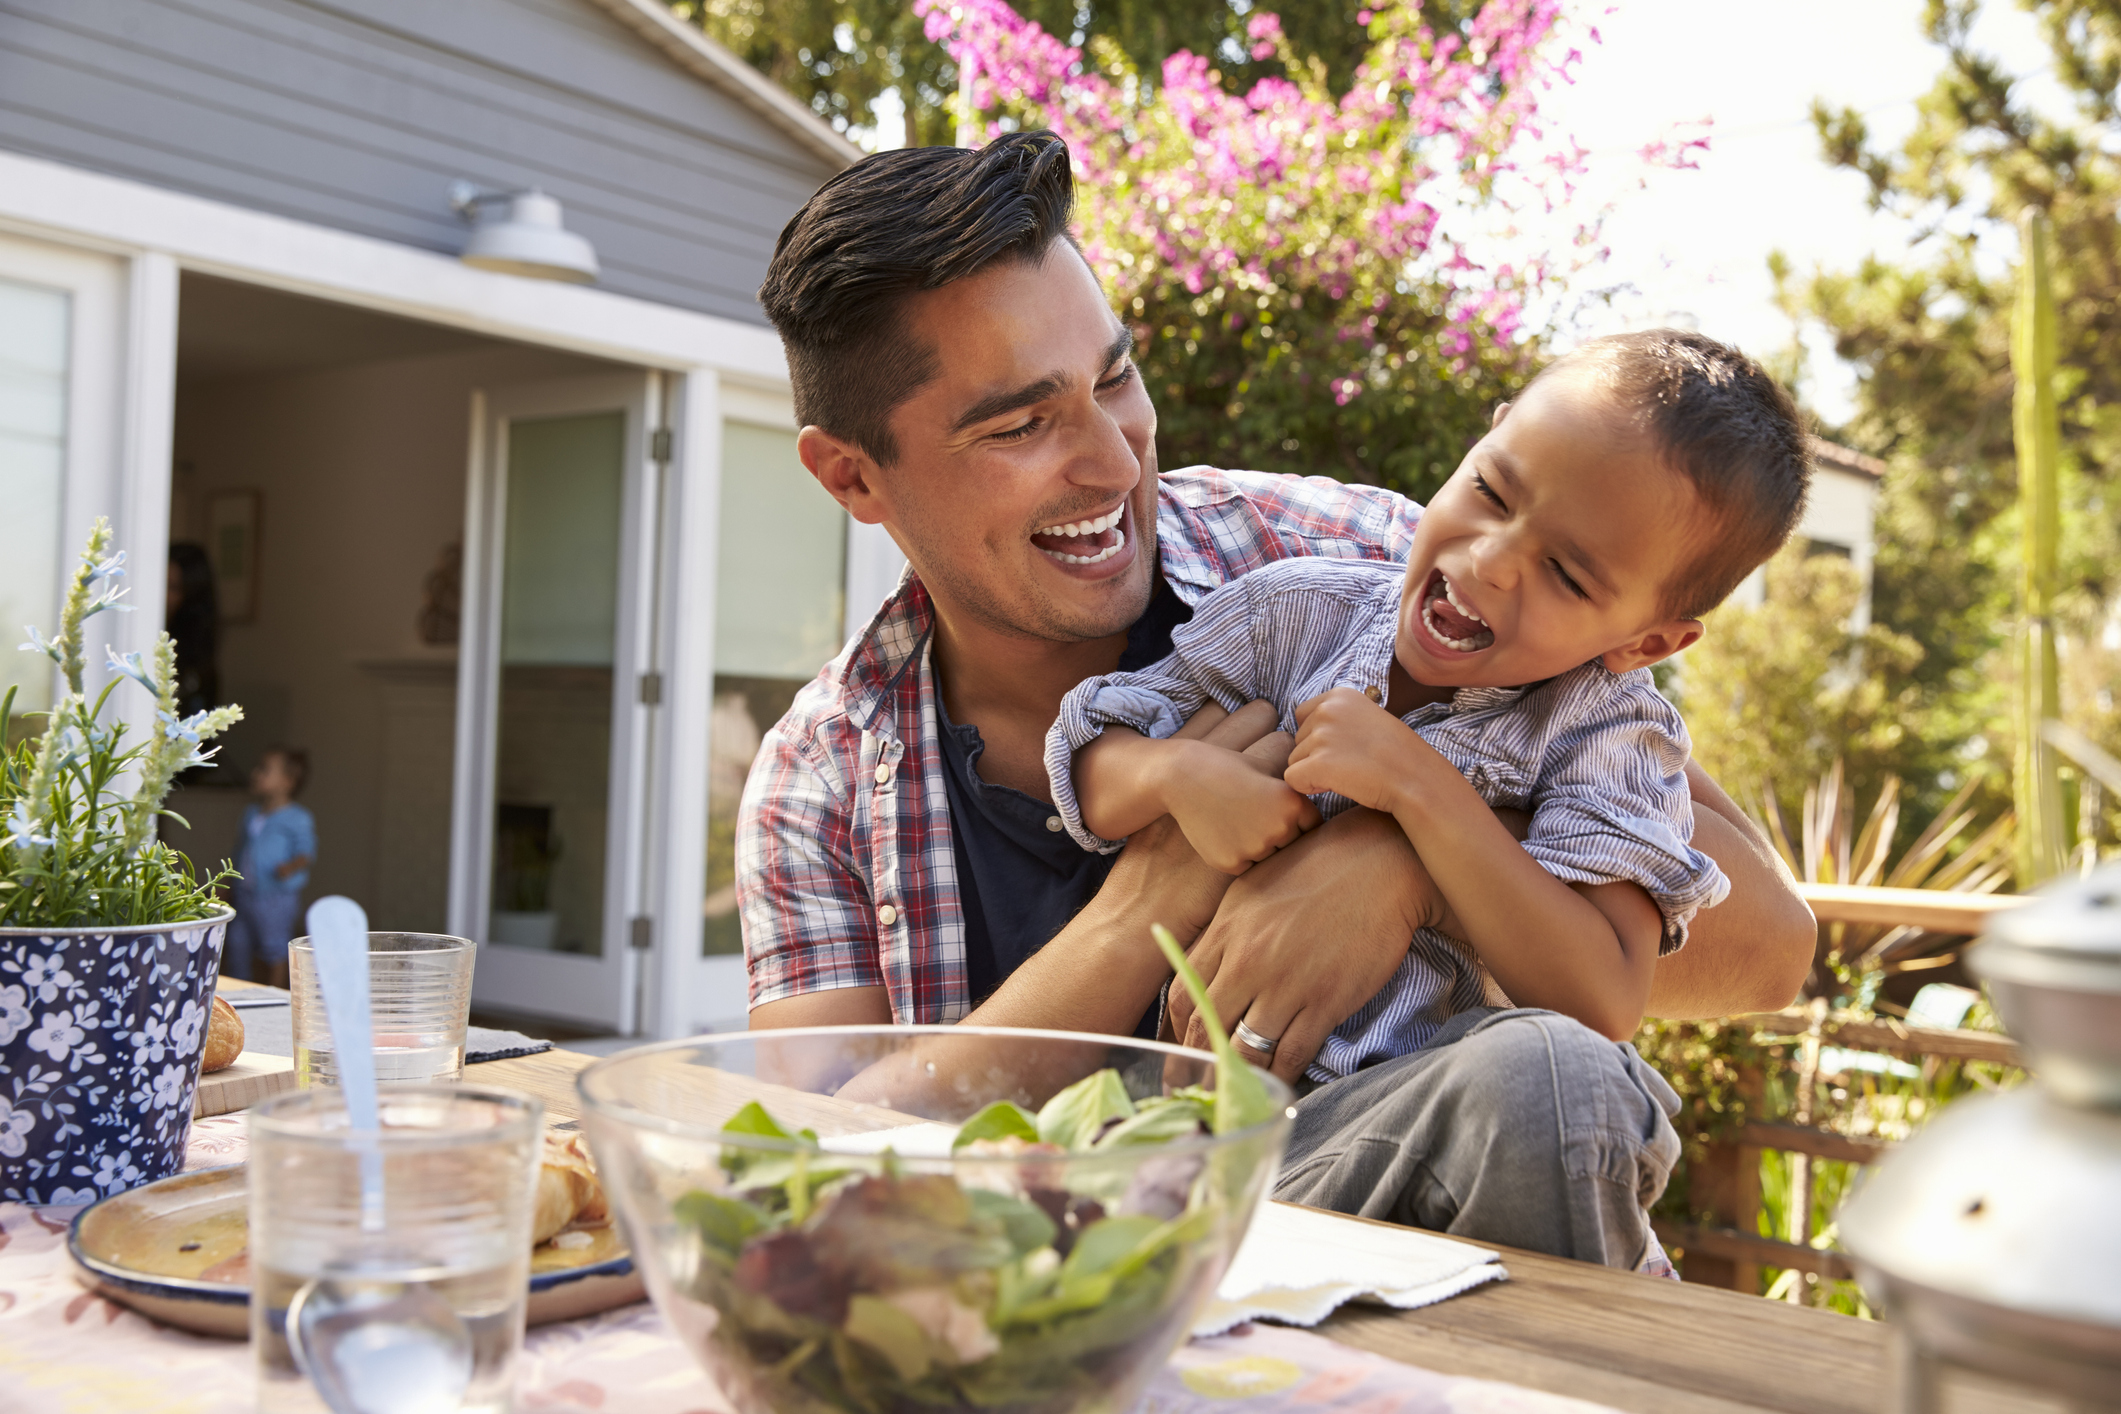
[1601,619,1703,675]
[1490,401,1512,429]
[797,425,890,526]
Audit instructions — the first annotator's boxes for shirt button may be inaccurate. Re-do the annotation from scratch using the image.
[877,904,899,927]
[875,763,892,785]
[1363,685,1384,704]
[1045,815,1063,832]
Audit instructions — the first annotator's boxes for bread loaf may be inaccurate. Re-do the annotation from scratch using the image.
[201,995,244,1072]
[531,1131,607,1245]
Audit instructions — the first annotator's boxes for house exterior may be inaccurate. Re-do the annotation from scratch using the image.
[0,0,906,1037]
[1725,436,1885,625]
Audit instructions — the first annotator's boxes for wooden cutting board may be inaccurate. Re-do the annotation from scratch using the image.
[192,1050,297,1117]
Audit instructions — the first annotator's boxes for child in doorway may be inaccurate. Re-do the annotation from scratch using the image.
[1046,330,1811,1081]
[225,746,316,988]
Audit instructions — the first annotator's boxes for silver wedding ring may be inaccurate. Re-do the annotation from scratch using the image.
[1233,1019,1279,1057]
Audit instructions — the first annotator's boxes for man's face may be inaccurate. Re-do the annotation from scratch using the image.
[1398,366,1709,688]
[867,244,1158,643]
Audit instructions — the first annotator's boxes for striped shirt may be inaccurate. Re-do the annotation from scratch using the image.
[737,468,1423,1022]
[1045,556,1728,1082]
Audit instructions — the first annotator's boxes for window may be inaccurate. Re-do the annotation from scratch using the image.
[0,278,67,722]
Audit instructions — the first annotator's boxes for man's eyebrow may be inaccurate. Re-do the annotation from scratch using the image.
[946,327,1135,436]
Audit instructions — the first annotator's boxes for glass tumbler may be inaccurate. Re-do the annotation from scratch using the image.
[291,932,475,1086]
[249,1085,542,1414]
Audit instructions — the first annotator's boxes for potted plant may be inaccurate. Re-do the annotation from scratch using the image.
[0,521,243,1204]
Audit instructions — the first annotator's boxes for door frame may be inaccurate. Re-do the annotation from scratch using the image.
[452,373,663,1030]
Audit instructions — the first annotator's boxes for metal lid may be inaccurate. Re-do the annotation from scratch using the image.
[1982,863,2121,960]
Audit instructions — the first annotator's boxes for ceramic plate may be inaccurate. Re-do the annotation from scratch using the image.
[67,1165,644,1339]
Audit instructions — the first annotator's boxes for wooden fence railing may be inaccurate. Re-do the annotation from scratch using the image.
[1653,884,2027,1293]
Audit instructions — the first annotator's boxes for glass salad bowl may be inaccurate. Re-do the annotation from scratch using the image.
[578,1025,1294,1414]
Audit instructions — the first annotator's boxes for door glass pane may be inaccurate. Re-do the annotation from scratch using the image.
[0,278,67,724]
[704,421,848,955]
[490,411,624,956]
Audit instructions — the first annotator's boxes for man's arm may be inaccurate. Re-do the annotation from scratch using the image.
[1645,763,1814,1018]
[748,701,1283,1034]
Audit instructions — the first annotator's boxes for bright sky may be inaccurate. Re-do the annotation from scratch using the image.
[1539,0,2056,424]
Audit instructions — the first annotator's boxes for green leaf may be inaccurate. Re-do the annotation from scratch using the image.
[966,1187,1058,1255]
[842,1294,933,1383]
[1035,1069,1135,1150]
[673,1189,774,1256]
[722,1099,798,1143]
[1060,1214,1163,1279]
[1151,923,1277,1136]
[951,1100,1040,1151]
[1093,1094,1211,1149]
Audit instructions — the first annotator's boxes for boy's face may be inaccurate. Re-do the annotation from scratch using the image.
[251,755,294,801]
[1398,365,1710,690]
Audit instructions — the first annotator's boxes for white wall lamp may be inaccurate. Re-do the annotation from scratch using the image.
[448,181,600,283]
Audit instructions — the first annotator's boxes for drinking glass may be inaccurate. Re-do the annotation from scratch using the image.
[249,1085,542,1414]
[291,932,475,1086]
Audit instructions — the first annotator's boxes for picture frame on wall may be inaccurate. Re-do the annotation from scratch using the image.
[207,490,261,623]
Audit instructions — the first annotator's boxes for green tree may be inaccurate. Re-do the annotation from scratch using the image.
[1790,0,2121,847]
[669,1,1386,150]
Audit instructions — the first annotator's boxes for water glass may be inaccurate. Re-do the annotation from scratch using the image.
[291,932,475,1086]
[249,1085,542,1414]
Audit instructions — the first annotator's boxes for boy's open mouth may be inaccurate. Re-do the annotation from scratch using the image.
[1031,503,1127,566]
[1421,570,1495,653]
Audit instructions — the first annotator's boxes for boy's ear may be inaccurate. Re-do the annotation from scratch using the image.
[1601,619,1703,675]
[797,425,891,526]
[1489,401,1512,429]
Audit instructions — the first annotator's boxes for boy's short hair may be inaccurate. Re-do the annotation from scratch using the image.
[1542,330,1811,620]
[758,131,1077,468]
[264,746,310,797]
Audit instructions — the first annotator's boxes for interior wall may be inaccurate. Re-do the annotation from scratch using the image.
[164,340,616,934]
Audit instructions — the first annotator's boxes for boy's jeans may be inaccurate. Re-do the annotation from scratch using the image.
[1273,1007,1682,1270]
[224,884,304,981]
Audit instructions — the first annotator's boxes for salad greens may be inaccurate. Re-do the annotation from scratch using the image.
[666,924,1285,1413]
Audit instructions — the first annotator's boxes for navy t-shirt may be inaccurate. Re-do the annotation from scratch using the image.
[937,574,1193,1035]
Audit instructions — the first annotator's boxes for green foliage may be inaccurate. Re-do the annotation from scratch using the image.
[1,521,242,929]
[670,0,1396,150]
[1681,548,1943,830]
[1788,0,2121,857]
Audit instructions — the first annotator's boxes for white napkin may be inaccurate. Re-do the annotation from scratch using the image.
[1193,1201,1505,1336]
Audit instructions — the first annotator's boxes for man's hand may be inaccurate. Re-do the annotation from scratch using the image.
[1167,808,1440,1082]
[1164,742,1321,875]
[1283,688,1432,812]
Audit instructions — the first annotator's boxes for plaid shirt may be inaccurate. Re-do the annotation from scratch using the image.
[737,467,1424,1022]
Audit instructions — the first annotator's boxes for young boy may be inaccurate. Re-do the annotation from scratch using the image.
[1045,330,1810,1080]
[225,746,316,988]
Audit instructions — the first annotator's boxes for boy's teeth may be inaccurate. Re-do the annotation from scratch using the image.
[1035,506,1124,538]
[1440,574,1487,626]
[1045,527,1127,565]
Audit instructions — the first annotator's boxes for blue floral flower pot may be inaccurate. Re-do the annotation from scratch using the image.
[0,910,231,1205]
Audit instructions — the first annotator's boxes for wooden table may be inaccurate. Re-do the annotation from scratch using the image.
[464,1046,2061,1414]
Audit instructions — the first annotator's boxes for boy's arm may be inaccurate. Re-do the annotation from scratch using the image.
[1284,689,1659,1039]
[1075,728,1319,875]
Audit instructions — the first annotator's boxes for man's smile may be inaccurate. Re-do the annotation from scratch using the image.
[1031,501,1132,569]
[1418,569,1496,654]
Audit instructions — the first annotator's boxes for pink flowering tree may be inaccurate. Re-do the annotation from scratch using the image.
[917,0,1616,497]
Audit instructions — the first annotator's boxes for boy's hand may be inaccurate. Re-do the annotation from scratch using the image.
[1283,688,1433,812]
[1165,743,1320,876]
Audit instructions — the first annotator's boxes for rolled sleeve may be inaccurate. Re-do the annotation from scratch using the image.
[735,724,885,1009]
[1520,682,1729,954]
[1043,576,1269,853]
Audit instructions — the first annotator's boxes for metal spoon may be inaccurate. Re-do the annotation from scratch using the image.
[284,896,473,1414]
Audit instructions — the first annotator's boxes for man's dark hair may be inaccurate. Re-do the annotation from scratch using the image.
[1540,330,1811,620]
[758,131,1077,466]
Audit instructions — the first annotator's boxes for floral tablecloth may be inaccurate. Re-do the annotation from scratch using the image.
[0,1116,1616,1413]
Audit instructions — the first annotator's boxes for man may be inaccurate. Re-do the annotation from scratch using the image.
[739,133,1812,1270]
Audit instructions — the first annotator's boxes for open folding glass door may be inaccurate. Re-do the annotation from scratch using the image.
[453,373,660,1030]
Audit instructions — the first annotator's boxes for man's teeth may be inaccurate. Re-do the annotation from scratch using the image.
[1035,506,1124,539]
[1045,527,1127,565]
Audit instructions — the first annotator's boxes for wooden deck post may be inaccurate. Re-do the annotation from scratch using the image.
[1681,1135,1762,1292]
